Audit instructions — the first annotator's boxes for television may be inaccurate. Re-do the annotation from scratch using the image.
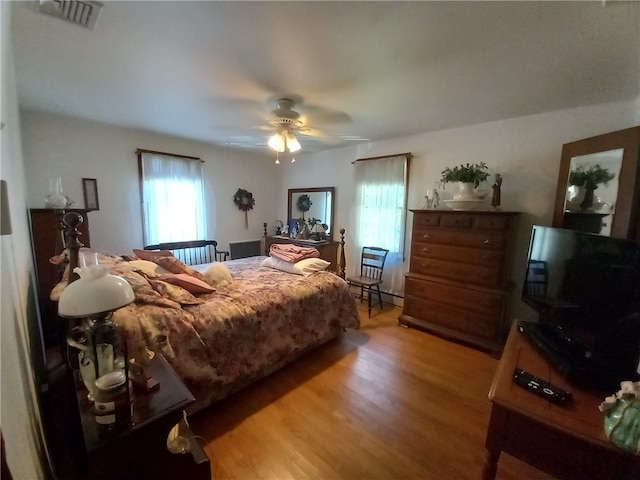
[520,225,640,391]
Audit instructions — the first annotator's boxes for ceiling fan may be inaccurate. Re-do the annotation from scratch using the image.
[267,98,304,154]
[263,97,345,161]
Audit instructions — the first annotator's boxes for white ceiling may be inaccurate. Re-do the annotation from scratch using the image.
[10,1,640,154]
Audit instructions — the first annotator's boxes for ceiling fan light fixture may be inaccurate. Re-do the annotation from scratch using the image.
[268,133,285,152]
[287,133,301,153]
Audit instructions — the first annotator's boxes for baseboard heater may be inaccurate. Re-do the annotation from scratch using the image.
[229,239,263,260]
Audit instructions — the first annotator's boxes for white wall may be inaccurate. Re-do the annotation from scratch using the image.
[20,112,280,255]
[281,100,638,320]
[1,2,48,477]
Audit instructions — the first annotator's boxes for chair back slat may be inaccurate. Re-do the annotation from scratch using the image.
[360,246,389,281]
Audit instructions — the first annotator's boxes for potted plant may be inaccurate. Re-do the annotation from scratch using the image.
[568,164,615,211]
[440,162,490,202]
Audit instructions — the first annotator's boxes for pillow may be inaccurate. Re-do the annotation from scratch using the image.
[133,285,182,309]
[108,269,151,291]
[148,279,204,305]
[133,248,174,261]
[126,259,172,277]
[203,263,233,287]
[154,256,208,282]
[159,273,216,294]
[262,256,330,276]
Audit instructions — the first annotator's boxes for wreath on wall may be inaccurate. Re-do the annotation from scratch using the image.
[233,188,255,228]
[296,194,312,218]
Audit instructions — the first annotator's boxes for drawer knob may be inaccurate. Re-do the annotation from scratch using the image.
[421,263,430,269]
[483,239,490,245]
[423,233,432,240]
[421,247,430,253]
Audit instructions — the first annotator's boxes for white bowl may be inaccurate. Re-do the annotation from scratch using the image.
[442,199,486,211]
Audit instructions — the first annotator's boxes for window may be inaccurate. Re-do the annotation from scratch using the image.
[137,149,206,246]
[352,153,410,295]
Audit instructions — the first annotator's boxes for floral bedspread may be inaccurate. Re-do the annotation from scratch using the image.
[102,256,360,411]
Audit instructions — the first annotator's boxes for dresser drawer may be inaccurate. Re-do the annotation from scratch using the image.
[472,215,511,231]
[440,214,473,229]
[410,257,502,288]
[411,241,504,267]
[413,212,442,228]
[403,295,500,340]
[405,276,504,316]
[414,212,513,231]
[413,227,507,250]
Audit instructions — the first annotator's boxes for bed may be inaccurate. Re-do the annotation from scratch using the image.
[52,213,360,413]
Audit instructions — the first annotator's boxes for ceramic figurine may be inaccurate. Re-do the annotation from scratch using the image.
[492,174,502,210]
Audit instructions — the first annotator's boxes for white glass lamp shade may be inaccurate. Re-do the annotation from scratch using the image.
[311,223,325,234]
[58,265,135,318]
[268,133,285,152]
[287,133,301,153]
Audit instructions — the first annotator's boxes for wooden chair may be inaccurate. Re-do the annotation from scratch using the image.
[346,246,389,317]
[144,240,229,266]
[524,260,548,298]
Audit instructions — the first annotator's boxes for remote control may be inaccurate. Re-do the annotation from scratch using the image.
[512,368,572,404]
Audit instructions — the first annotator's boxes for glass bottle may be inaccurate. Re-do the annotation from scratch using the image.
[45,177,67,208]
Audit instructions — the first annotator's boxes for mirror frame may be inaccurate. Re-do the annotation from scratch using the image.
[552,126,640,239]
[287,187,335,240]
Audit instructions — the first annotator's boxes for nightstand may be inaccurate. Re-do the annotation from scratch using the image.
[75,353,210,480]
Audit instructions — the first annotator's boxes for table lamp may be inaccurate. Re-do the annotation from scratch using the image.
[59,264,135,429]
[311,223,326,240]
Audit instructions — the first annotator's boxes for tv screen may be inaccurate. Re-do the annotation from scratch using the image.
[521,226,640,389]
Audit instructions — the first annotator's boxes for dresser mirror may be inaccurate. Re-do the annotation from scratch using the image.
[552,127,640,239]
[287,187,335,239]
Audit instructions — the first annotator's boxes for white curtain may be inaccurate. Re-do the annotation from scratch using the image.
[140,152,206,245]
[352,155,408,295]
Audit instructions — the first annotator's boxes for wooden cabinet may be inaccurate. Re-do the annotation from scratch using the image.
[264,235,340,273]
[76,354,210,480]
[30,208,91,345]
[484,322,640,479]
[399,210,520,352]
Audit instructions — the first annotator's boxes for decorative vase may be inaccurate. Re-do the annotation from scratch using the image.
[453,182,478,201]
[45,177,67,209]
[567,185,604,212]
[603,398,640,454]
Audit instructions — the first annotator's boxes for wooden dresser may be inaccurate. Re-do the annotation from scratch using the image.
[30,208,91,345]
[399,209,520,352]
[264,235,340,273]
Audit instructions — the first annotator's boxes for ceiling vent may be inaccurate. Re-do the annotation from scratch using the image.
[37,0,103,30]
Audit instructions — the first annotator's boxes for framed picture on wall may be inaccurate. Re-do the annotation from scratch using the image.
[82,178,100,211]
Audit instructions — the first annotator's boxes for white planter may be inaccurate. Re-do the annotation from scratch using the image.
[453,182,478,201]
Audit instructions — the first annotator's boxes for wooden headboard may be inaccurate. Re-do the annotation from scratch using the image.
[62,214,348,282]
[62,211,85,284]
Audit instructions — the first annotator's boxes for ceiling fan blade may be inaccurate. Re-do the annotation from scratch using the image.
[301,109,352,126]
[296,126,331,139]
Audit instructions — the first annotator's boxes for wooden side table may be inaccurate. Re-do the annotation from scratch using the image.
[76,353,210,480]
[483,321,639,480]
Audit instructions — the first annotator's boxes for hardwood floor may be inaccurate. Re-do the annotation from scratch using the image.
[190,304,557,480]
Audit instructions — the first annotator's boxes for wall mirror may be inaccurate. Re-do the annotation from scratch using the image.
[288,187,335,239]
[552,127,640,239]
